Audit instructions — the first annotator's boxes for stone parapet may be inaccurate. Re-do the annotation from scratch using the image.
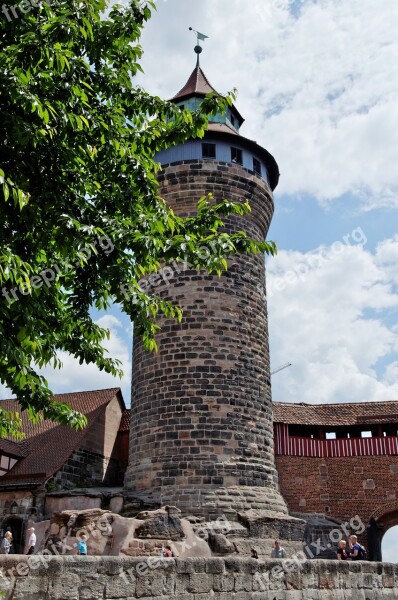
[0,556,398,599]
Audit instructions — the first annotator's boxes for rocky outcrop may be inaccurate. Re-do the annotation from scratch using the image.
[38,506,211,558]
[134,506,184,541]
[238,509,307,540]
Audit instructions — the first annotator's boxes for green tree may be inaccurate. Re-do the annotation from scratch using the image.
[0,0,276,436]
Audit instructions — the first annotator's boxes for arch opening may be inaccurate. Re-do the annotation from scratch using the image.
[1,516,25,554]
[382,526,398,563]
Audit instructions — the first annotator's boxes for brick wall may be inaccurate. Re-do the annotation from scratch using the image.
[276,454,398,541]
[124,159,287,518]
[0,556,397,599]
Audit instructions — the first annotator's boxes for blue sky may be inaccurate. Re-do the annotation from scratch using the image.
[2,0,398,560]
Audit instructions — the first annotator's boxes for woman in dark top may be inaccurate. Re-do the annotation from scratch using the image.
[337,540,349,560]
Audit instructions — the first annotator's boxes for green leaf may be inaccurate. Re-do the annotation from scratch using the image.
[0,0,277,434]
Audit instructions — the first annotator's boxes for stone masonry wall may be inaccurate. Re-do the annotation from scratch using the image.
[0,556,398,599]
[124,159,288,518]
[54,447,120,490]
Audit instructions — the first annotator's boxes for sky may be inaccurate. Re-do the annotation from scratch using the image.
[2,0,398,559]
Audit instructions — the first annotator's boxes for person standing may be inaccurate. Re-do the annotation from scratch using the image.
[26,527,36,555]
[349,535,367,560]
[1,531,12,554]
[164,545,174,557]
[77,534,88,555]
[337,540,349,560]
[271,540,286,558]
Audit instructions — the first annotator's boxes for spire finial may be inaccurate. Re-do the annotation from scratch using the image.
[189,27,209,67]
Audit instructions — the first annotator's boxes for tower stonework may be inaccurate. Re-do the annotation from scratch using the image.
[124,64,288,519]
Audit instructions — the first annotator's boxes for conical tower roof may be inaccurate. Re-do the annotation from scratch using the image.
[171,66,218,102]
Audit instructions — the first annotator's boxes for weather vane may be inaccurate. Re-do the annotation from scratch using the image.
[189,27,209,67]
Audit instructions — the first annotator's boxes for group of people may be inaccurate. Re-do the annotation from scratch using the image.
[249,537,367,560]
[337,535,367,560]
[0,528,366,561]
[0,527,36,555]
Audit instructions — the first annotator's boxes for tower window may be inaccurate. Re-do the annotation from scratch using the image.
[202,143,216,159]
[231,147,242,165]
[253,157,261,175]
[230,114,235,126]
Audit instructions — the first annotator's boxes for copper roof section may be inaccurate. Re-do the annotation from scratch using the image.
[207,122,238,135]
[274,400,398,427]
[0,388,124,484]
[172,66,218,101]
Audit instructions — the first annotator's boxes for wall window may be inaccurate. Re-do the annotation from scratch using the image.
[202,143,216,159]
[253,157,261,175]
[231,147,242,164]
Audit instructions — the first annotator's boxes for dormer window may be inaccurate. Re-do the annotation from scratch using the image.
[202,143,216,159]
[231,147,242,165]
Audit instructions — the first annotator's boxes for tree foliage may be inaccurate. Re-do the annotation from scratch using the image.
[0,0,276,436]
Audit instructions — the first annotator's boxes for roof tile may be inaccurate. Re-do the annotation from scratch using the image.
[274,400,398,426]
[0,388,123,483]
[172,66,218,101]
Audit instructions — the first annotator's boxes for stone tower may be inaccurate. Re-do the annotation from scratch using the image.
[124,55,288,520]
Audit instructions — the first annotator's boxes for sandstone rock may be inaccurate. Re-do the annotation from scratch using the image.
[135,506,184,541]
[237,509,306,540]
[208,533,235,555]
[185,515,205,524]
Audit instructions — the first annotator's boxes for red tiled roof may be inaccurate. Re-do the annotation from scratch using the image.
[172,66,218,101]
[0,438,28,458]
[119,409,130,432]
[0,388,123,483]
[273,401,398,426]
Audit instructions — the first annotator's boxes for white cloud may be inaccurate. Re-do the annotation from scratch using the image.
[139,0,398,207]
[41,315,132,404]
[0,315,132,406]
[268,236,398,404]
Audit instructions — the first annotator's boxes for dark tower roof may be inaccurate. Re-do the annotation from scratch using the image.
[171,66,245,127]
[168,62,279,190]
[172,66,217,101]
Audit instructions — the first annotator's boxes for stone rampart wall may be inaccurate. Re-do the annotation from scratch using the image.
[0,556,397,599]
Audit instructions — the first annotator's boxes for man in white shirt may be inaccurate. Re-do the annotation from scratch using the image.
[26,527,36,555]
[271,539,287,558]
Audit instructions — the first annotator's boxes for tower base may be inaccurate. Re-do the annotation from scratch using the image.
[123,485,288,521]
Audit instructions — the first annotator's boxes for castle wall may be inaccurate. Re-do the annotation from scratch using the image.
[0,556,397,599]
[124,159,287,518]
[276,454,398,534]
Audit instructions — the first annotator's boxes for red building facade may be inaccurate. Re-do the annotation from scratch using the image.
[274,400,398,560]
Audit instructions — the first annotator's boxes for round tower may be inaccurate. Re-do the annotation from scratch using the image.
[124,57,288,519]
